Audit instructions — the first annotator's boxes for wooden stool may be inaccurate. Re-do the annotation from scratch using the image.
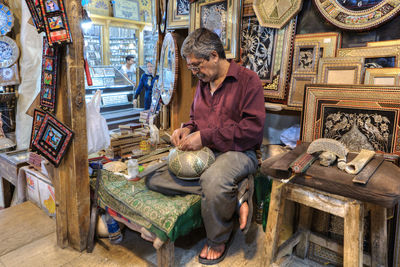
[264,180,387,267]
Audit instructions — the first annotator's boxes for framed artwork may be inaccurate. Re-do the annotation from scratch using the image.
[0,4,14,36]
[253,0,302,29]
[317,57,364,84]
[338,46,400,67]
[301,84,400,156]
[292,42,321,74]
[367,39,400,47]
[113,0,140,21]
[24,0,45,32]
[0,63,20,86]
[313,0,400,31]
[364,68,400,86]
[86,0,112,16]
[288,74,315,108]
[294,32,341,58]
[40,38,59,113]
[241,16,277,84]
[190,0,241,59]
[0,36,19,68]
[39,0,72,46]
[167,0,189,29]
[264,18,297,102]
[159,32,179,105]
[30,109,46,150]
[32,112,74,167]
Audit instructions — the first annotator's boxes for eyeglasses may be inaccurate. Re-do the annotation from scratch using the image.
[186,59,205,72]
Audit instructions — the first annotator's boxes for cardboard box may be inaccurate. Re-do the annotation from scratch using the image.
[25,169,55,217]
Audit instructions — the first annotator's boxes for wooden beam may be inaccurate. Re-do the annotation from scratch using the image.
[370,204,387,267]
[157,241,174,267]
[53,1,90,251]
[343,201,364,267]
[295,205,313,258]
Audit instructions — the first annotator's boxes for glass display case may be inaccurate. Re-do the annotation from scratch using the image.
[143,29,158,63]
[109,27,138,68]
[85,66,135,113]
[83,24,103,67]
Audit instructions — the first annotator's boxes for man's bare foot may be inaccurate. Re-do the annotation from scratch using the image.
[199,243,225,260]
[239,201,249,230]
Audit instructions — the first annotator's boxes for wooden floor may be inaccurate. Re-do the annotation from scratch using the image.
[0,202,325,267]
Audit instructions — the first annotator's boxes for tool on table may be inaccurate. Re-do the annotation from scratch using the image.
[137,161,167,179]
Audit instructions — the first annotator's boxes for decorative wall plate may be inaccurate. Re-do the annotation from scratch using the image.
[0,4,13,35]
[313,0,400,31]
[32,112,74,167]
[0,36,19,68]
[301,84,400,155]
[159,32,179,105]
[253,0,302,29]
[0,63,20,86]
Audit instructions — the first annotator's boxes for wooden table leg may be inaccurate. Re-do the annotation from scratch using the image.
[295,205,313,258]
[157,240,174,267]
[264,180,286,267]
[0,177,5,209]
[370,205,387,267]
[344,201,364,267]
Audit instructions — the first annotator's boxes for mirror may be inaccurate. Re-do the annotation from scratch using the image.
[160,32,179,105]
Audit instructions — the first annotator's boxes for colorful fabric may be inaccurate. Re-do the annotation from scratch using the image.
[96,170,202,241]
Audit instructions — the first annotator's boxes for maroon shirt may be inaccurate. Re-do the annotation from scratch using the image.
[182,61,266,152]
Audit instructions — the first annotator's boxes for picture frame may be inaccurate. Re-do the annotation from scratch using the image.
[24,0,45,32]
[364,68,400,86]
[0,63,20,86]
[253,0,302,29]
[32,112,74,167]
[167,0,189,29]
[294,32,341,58]
[190,0,241,59]
[39,0,72,46]
[288,74,316,108]
[30,109,46,150]
[292,42,321,74]
[338,46,400,67]
[367,39,400,48]
[241,16,277,84]
[113,0,140,21]
[317,57,364,84]
[312,0,400,31]
[301,84,400,156]
[40,37,59,113]
[263,18,297,102]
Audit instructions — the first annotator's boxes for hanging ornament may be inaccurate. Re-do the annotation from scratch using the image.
[0,4,14,35]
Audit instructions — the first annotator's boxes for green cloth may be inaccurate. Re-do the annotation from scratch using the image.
[96,170,203,242]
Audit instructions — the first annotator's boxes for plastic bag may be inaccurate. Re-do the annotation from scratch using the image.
[280,124,300,149]
[86,90,110,154]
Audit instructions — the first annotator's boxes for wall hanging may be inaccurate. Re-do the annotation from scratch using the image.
[25,0,45,32]
[30,109,46,150]
[167,0,189,29]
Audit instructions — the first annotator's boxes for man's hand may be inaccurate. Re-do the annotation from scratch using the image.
[178,131,202,151]
[171,127,191,147]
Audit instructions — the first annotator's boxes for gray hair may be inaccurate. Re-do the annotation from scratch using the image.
[181,28,226,60]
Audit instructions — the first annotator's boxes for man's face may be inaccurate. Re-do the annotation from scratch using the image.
[147,63,154,75]
[186,53,218,83]
[127,58,135,65]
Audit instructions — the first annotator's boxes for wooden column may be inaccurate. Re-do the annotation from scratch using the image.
[53,1,90,251]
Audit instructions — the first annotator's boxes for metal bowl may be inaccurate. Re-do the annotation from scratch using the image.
[168,147,215,180]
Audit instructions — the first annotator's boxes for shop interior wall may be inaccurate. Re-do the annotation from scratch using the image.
[264,0,400,145]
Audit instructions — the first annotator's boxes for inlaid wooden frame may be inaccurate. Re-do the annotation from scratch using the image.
[167,0,189,29]
[263,18,297,102]
[241,16,277,84]
[317,57,364,84]
[288,74,315,108]
[40,38,59,113]
[313,0,400,31]
[253,0,302,29]
[301,84,400,156]
[338,46,400,67]
[292,42,321,74]
[294,32,341,58]
[32,112,74,167]
[364,68,400,86]
[25,0,45,32]
[30,109,46,150]
[190,0,241,59]
[367,39,400,48]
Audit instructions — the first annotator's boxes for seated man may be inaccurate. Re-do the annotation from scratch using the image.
[171,28,265,265]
